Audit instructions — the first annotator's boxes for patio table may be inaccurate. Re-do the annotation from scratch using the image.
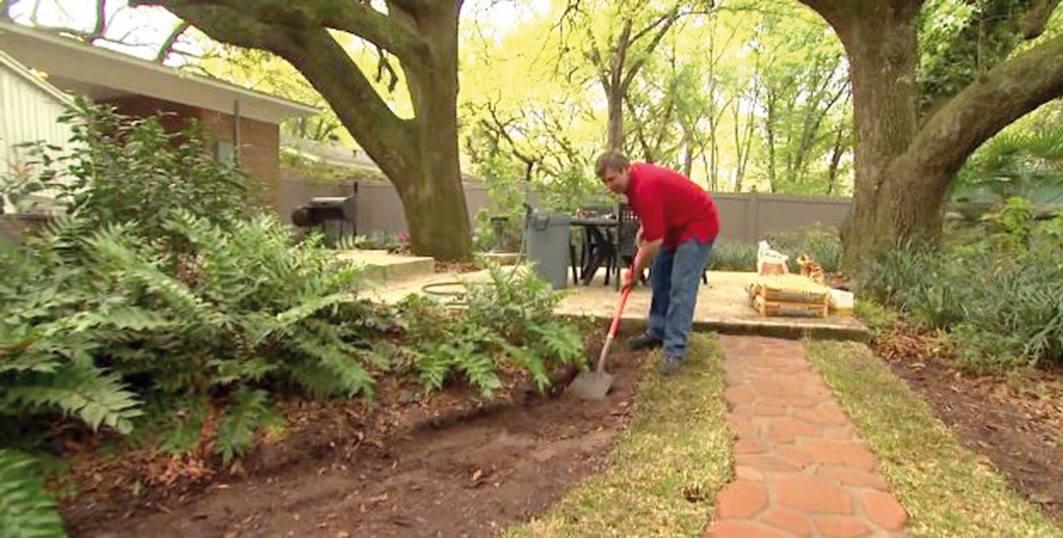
[570,217,619,285]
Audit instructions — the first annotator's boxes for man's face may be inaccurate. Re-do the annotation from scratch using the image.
[600,167,629,195]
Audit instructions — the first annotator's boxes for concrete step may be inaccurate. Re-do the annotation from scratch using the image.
[335,249,436,284]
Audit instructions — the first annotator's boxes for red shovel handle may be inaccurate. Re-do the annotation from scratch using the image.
[607,251,643,338]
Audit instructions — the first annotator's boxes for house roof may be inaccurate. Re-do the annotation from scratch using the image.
[0,48,74,106]
[0,21,318,124]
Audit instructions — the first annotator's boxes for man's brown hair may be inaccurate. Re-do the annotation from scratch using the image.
[595,150,629,178]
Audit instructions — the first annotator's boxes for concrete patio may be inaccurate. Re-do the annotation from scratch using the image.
[350,256,869,341]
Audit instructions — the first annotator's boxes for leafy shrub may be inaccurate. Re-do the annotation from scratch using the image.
[982,196,1036,251]
[0,210,378,460]
[0,449,65,538]
[1,97,253,241]
[398,266,585,395]
[860,242,1063,371]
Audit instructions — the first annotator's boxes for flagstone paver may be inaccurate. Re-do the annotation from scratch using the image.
[704,336,909,537]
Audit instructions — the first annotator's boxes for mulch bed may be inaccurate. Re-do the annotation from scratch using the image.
[872,323,1063,522]
[60,329,649,537]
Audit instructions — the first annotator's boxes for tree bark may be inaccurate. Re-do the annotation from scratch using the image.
[809,1,922,267]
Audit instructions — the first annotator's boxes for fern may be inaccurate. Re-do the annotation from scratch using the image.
[289,333,374,397]
[165,210,251,309]
[216,386,280,463]
[86,227,226,331]
[274,293,358,329]
[532,321,585,365]
[498,340,551,392]
[455,348,502,398]
[287,358,347,399]
[0,450,65,538]
[159,396,208,456]
[208,357,278,385]
[419,326,502,397]
[416,347,452,392]
[0,363,141,434]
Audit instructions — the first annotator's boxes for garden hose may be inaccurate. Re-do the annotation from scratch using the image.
[419,203,533,306]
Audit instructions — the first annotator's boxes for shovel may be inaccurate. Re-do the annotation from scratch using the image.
[569,253,642,400]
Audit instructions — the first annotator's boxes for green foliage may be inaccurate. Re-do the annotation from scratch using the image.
[861,245,966,329]
[982,196,1037,251]
[918,0,1057,109]
[956,126,1063,204]
[706,230,842,273]
[1041,211,1063,245]
[398,266,585,396]
[0,449,65,538]
[853,300,899,338]
[861,241,1063,371]
[216,387,283,463]
[1,364,141,435]
[706,241,758,271]
[0,209,376,457]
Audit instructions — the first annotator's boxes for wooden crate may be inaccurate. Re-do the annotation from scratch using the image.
[747,274,830,305]
[753,295,829,318]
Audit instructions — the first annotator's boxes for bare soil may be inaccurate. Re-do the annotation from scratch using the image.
[873,325,1063,522]
[63,329,650,537]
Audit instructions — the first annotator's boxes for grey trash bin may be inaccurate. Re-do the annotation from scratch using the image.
[525,212,571,289]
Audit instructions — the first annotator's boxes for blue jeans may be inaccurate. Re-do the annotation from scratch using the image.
[646,238,714,358]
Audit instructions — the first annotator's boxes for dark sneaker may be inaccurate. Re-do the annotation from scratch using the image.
[656,355,684,376]
[628,333,663,351]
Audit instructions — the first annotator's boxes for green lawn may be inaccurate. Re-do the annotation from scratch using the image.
[506,334,732,537]
[808,341,1062,537]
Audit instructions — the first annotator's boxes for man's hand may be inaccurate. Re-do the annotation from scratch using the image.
[623,239,662,291]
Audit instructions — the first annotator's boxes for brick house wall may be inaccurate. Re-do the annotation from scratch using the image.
[104,95,281,209]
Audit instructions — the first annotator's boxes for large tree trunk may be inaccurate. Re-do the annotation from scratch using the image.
[391,1,471,260]
[826,3,923,267]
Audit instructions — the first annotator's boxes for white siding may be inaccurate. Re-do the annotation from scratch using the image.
[0,60,73,212]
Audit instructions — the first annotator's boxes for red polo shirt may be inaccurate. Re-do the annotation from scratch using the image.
[626,163,720,248]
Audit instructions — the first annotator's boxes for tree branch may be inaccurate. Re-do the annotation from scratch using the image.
[903,31,1063,183]
[131,0,430,68]
[154,21,190,62]
[135,2,412,175]
[620,12,677,93]
[920,0,1061,107]
[89,0,108,42]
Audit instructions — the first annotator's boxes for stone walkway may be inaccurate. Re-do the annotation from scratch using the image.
[704,336,909,537]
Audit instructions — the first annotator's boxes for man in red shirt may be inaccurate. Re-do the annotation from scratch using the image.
[596,150,720,375]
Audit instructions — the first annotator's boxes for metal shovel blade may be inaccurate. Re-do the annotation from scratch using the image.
[568,370,615,400]
[569,333,619,400]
